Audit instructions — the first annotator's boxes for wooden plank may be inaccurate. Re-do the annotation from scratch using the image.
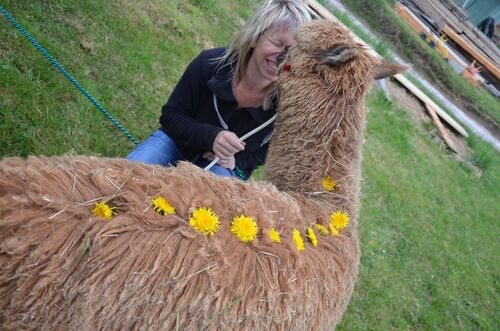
[453,22,499,65]
[411,0,500,65]
[441,0,468,21]
[425,104,459,153]
[442,25,500,80]
[394,74,468,137]
[302,0,469,138]
[457,25,498,63]
[303,0,337,22]
[395,3,428,35]
[395,3,466,66]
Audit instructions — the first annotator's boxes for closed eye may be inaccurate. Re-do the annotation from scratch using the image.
[266,37,283,48]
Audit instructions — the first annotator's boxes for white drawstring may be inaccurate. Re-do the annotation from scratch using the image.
[213,94,228,129]
[204,110,277,171]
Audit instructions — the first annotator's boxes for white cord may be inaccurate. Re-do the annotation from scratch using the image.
[204,114,277,171]
[213,94,229,129]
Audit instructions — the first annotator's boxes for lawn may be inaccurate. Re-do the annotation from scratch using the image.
[339,90,499,330]
[1,0,498,329]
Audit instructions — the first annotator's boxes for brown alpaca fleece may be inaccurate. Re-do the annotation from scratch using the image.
[265,21,377,202]
[264,19,404,244]
[1,156,358,330]
[0,20,405,330]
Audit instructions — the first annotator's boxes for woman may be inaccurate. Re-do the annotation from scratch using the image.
[126,0,311,179]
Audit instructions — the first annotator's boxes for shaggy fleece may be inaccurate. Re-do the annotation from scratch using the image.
[0,156,359,330]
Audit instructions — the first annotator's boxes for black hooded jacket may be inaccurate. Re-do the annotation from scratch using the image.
[160,48,276,179]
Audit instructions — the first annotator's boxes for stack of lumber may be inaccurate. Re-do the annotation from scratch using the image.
[395,1,486,88]
[395,3,466,65]
[401,0,500,83]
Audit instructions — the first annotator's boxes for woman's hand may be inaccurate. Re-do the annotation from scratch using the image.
[203,152,236,169]
[213,131,245,159]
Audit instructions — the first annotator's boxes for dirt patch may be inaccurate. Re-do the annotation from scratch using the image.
[386,79,483,176]
[385,79,429,128]
[80,37,99,55]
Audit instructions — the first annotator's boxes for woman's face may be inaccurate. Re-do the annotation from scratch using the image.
[250,28,296,82]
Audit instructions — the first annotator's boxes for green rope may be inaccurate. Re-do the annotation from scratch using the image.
[0,5,139,145]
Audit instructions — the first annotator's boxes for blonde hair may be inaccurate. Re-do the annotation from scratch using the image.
[219,0,311,82]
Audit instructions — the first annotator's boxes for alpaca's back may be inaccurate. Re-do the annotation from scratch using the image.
[0,156,359,330]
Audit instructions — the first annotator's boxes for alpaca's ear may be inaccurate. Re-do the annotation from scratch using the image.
[315,44,358,67]
[373,60,409,79]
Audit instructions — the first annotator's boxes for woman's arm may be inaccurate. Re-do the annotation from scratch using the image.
[160,51,223,151]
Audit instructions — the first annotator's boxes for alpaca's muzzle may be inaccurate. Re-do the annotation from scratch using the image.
[277,46,290,66]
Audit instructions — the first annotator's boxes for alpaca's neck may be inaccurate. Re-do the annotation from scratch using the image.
[262,79,367,211]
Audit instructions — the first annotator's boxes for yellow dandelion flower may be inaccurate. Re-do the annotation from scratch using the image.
[230,215,259,243]
[314,223,329,235]
[92,201,117,220]
[268,228,282,243]
[151,196,175,215]
[189,207,220,236]
[306,228,318,246]
[330,211,349,230]
[292,229,305,252]
[329,223,339,236]
[321,176,336,191]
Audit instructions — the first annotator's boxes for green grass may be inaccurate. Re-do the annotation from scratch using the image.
[1,1,499,329]
[0,0,258,158]
[337,90,499,330]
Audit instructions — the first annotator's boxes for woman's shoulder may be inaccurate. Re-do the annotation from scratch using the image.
[199,47,226,58]
[194,48,226,67]
[190,48,231,80]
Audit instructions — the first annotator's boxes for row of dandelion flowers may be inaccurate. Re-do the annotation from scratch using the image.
[92,194,349,252]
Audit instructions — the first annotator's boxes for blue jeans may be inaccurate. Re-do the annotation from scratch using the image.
[126,129,236,177]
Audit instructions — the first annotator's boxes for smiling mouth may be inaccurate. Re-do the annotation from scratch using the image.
[267,59,277,72]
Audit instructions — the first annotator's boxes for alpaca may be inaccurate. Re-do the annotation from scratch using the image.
[0,20,405,330]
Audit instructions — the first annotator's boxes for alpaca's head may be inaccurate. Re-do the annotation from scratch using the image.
[278,20,406,96]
